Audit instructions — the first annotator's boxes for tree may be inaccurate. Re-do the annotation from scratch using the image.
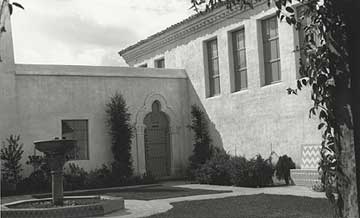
[0,134,24,184]
[0,0,23,62]
[106,92,134,179]
[188,105,214,179]
[190,0,359,217]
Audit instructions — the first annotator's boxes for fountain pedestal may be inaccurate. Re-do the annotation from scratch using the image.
[34,139,76,206]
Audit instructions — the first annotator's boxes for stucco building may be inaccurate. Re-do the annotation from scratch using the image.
[0,1,321,182]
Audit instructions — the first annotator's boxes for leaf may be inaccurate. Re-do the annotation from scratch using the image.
[301,78,307,86]
[318,123,325,130]
[275,0,282,10]
[286,17,292,24]
[280,15,285,21]
[319,110,327,120]
[12,2,24,10]
[276,10,281,18]
[285,6,294,13]
[297,79,302,90]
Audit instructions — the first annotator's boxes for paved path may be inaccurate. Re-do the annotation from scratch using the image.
[1,184,326,218]
[100,184,326,218]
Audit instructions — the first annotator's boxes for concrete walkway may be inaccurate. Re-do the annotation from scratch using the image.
[100,184,326,218]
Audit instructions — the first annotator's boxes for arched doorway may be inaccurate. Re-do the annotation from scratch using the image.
[143,101,170,177]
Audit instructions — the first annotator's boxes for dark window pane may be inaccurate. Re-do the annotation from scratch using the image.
[240,69,247,89]
[214,77,220,95]
[155,59,165,68]
[271,61,281,82]
[265,63,272,85]
[239,50,246,68]
[234,70,241,91]
[270,40,279,59]
[269,18,277,38]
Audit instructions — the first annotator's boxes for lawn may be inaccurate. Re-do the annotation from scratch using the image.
[146,194,333,218]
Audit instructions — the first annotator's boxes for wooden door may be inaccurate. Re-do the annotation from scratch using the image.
[144,101,170,177]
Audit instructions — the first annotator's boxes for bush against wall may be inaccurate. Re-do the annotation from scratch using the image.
[0,135,24,186]
[188,105,214,178]
[106,92,134,179]
[195,149,232,185]
[195,153,275,188]
[275,155,296,185]
[63,163,155,191]
[17,155,51,193]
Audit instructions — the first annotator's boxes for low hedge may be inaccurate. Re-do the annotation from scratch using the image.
[194,151,276,187]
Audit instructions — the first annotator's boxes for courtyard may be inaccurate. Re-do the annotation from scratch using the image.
[1,182,332,218]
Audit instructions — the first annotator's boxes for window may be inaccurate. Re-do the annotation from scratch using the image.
[155,58,165,68]
[262,16,281,85]
[206,39,220,97]
[61,120,89,160]
[231,29,247,91]
[139,64,147,68]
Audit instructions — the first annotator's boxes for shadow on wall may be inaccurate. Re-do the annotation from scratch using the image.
[187,79,224,151]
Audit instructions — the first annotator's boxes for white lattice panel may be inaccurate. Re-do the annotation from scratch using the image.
[301,144,321,169]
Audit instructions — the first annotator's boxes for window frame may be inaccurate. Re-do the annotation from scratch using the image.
[205,38,221,98]
[61,119,89,160]
[261,15,281,86]
[229,27,248,92]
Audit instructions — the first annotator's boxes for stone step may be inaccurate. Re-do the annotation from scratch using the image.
[290,169,321,187]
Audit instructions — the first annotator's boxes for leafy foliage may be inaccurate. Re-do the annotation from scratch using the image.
[275,155,295,185]
[106,92,134,179]
[0,135,24,184]
[187,105,214,179]
[195,153,274,187]
[63,163,155,190]
[195,149,232,185]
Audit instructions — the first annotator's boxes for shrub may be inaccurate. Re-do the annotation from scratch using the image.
[64,163,88,190]
[248,155,274,187]
[275,155,296,185]
[85,164,113,189]
[106,92,133,178]
[229,156,254,187]
[0,135,24,185]
[195,150,232,185]
[17,170,50,193]
[187,105,213,179]
[194,153,275,188]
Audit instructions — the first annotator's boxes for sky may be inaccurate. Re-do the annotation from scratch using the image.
[10,0,195,66]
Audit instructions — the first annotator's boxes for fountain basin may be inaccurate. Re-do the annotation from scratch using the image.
[34,139,76,155]
[1,195,124,218]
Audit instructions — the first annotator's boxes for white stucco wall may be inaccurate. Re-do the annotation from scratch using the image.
[127,4,322,165]
[14,64,191,176]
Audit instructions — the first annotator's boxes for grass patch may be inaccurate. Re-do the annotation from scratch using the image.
[146,194,333,218]
[106,186,231,200]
